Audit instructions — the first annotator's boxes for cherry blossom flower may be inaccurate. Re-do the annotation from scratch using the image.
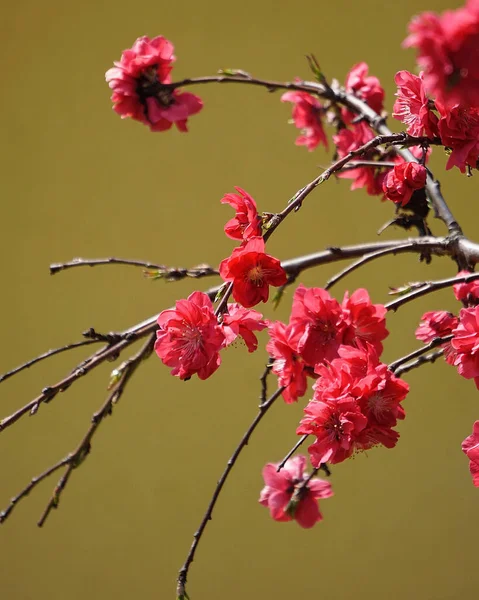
[404,0,479,108]
[462,421,479,486]
[382,162,427,206]
[221,187,262,241]
[333,122,386,196]
[106,35,203,132]
[342,62,385,122]
[416,310,458,344]
[259,455,333,528]
[341,289,388,355]
[219,237,287,308]
[451,306,479,388]
[266,321,309,404]
[289,285,347,367]
[281,91,328,151]
[221,304,267,352]
[437,103,479,172]
[154,291,224,380]
[392,70,439,137]
[454,271,479,304]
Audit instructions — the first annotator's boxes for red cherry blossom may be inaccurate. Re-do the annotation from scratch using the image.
[416,310,458,344]
[462,421,479,486]
[382,162,427,206]
[289,285,347,367]
[341,289,388,355]
[342,62,385,122]
[154,291,224,380]
[392,70,438,137]
[221,187,262,241]
[437,103,479,173]
[297,398,368,466]
[219,237,287,308]
[259,455,333,528]
[404,0,479,108]
[451,306,479,387]
[454,271,479,304]
[105,35,202,132]
[333,122,386,196]
[266,321,309,404]
[281,91,328,151]
[221,304,267,352]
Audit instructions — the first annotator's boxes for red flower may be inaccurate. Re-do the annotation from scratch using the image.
[281,91,328,151]
[219,237,287,308]
[221,304,267,352]
[154,291,224,380]
[221,187,262,241]
[404,1,479,109]
[462,421,479,486]
[437,103,479,173]
[266,321,309,404]
[105,35,203,132]
[416,310,458,344]
[297,398,368,466]
[451,306,479,387]
[392,70,438,137]
[289,285,347,367]
[259,455,333,528]
[343,62,385,120]
[333,122,386,196]
[382,162,427,206]
[454,271,479,304]
[341,289,388,355]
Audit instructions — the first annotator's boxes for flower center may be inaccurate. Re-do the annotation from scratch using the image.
[247,265,264,287]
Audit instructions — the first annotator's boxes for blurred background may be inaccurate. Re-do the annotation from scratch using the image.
[0,0,475,598]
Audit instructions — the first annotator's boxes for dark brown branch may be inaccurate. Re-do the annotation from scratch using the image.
[0,339,101,384]
[259,362,273,405]
[176,385,285,600]
[277,435,309,472]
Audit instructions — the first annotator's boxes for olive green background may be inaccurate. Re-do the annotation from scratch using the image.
[1,0,476,599]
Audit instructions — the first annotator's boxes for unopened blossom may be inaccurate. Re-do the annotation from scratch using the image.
[155,291,224,380]
[219,237,287,308]
[221,187,262,241]
[451,306,479,388]
[462,421,479,486]
[392,70,439,137]
[454,271,479,304]
[382,162,427,206]
[221,304,267,352]
[404,0,479,108]
[281,91,328,151]
[106,35,203,132]
[259,455,333,528]
[437,103,479,172]
[266,321,309,404]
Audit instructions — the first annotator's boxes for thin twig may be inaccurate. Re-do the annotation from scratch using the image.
[259,362,273,405]
[388,336,453,373]
[0,339,101,384]
[385,272,479,312]
[277,435,309,472]
[393,348,445,377]
[0,333,156,526]
[324,242,421,291]
[176,385,285,600]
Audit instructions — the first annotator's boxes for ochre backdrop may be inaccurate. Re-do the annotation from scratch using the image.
[1,1,475,599]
